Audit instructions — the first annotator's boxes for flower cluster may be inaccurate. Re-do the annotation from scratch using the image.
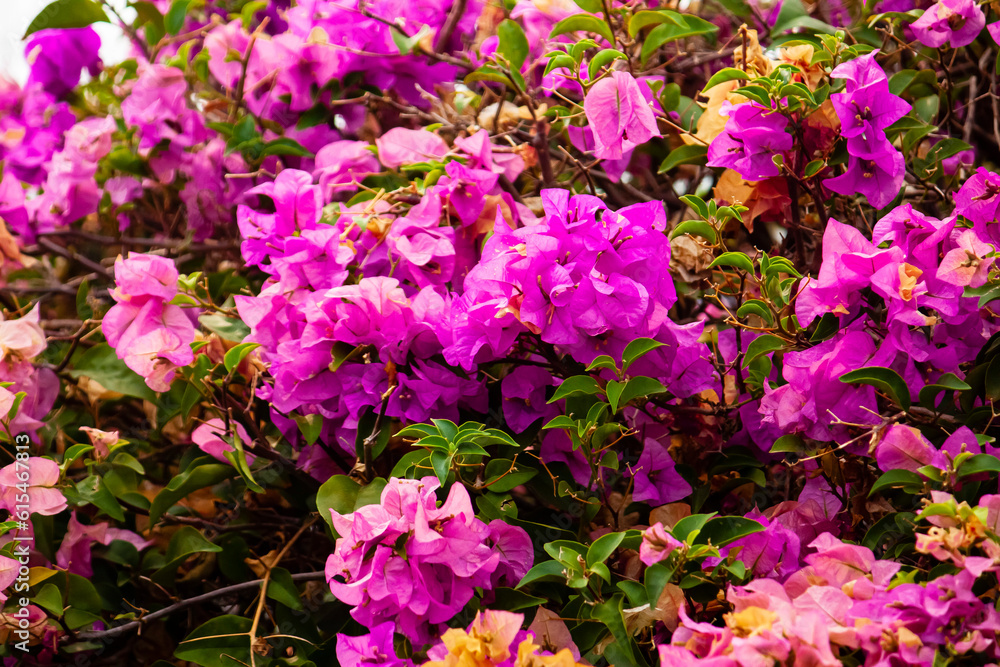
[825,53,910,209]
[325,477,533,644]
[103,253,196,392]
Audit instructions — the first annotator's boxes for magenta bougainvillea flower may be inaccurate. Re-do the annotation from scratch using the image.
[54,511,151,578]
[24,28,102,98]
[583,70,660,160]
[910,0,986,48]
[826,53,909,209]
[707,101,793,181]
[325,477,532,644]
[102,253,195,392]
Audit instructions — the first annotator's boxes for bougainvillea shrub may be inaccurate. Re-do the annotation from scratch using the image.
[5,0,1000,664]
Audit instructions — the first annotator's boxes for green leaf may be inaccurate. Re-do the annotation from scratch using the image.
[869,469,925,496]
[804,159,825,178]
[153,525,223,585]
[669,220,717,243]
[164,0,191,34]
[544,53,578,76]
[548,375,602,403]
[640,16,719,65]
[483,458,537,492]
[588,48,627,80]
[223,342,260,374]
[671,513,716,543]
[491,587,548,611]
[694,516,765,547]
[702,67,750,93]
[517,560,568,588]
[628,9,684,36]
[24,0,109,37]
[709,251,755,275]
[390,24,434,54]
[32,583,65,617]
[261,137,315,158]
[294,413,323,445]
[742,334,786,368]
[266,566,303,610]
[918,373,971,409]
[199,314,250,342]
[75,475,125,522]
[840,366,911,412]
[222,430,262,494]
[770,434,806,454]
[174,615,252,667]
[316,475,361,532]
[616,376,668,411]
[658,144,708,173]
[622,338,666,374]
[572,0,604,11]
[736,299,774,326]
[149,462,235,525]
[68,343,157,401]
[587,532,626,566]
[957,454,1000,478]
[550,14,615,47]
[586,355,619,373]
[498,19,530,71]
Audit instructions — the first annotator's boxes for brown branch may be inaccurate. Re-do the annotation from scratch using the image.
[434,0,468,53]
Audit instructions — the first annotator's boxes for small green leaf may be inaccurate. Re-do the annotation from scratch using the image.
[587,532,626,566]
[622,338,666,373]
[24,0,109,37]
[223,342,260,374]
[588,48,627,80]
[164,0,191,34]
[659,144,708,173]
[694,516,764,547]
[709,252,755,275]
[736,299,774,326]
[548,376,602,403]
[869,469,925,496]
[615,376,668,410]
[669,220,717,243]
[586,355,619,373]
[550,14,615,45]
[957,454,1000,478]
[702,67,750,93]
[628,9,684,36]
[742,334,786,368]
[498,19,530,71]
[840,366,911,412]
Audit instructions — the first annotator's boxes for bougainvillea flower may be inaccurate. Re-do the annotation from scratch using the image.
[937,229,996,287]
[336,622,410,667]
[0,555,18,604]
[823,142,905,209]
[639,523,684,566]
[875,424,946,473]
[630,438,692,505]
[79,427,119,459]
[0,304,46,362]
[376,127,449,169]
[707,102,793,181]
[103,253,195,392]
[955,167,1000,225]
[192,419,255,465]
[24,28,101,98]
[0,457,66,516]
[910,0,986,48]
[55,511,152,577]
[583,70,660,160]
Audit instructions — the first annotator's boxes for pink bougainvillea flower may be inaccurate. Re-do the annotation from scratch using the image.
[937,229,996,287]
[629,438,692,506]
[79,427,119,459]
[875,424,946,473]
[583,70,660,160]
[192,418,255,465]
[0,457,66,516]
[103,253,195,393]
[910,0,986,48]
[55,511,152,577]
[0,304,46,361]
[375,127,449,169]
[0,555,18,604]
[707,101,793,181]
